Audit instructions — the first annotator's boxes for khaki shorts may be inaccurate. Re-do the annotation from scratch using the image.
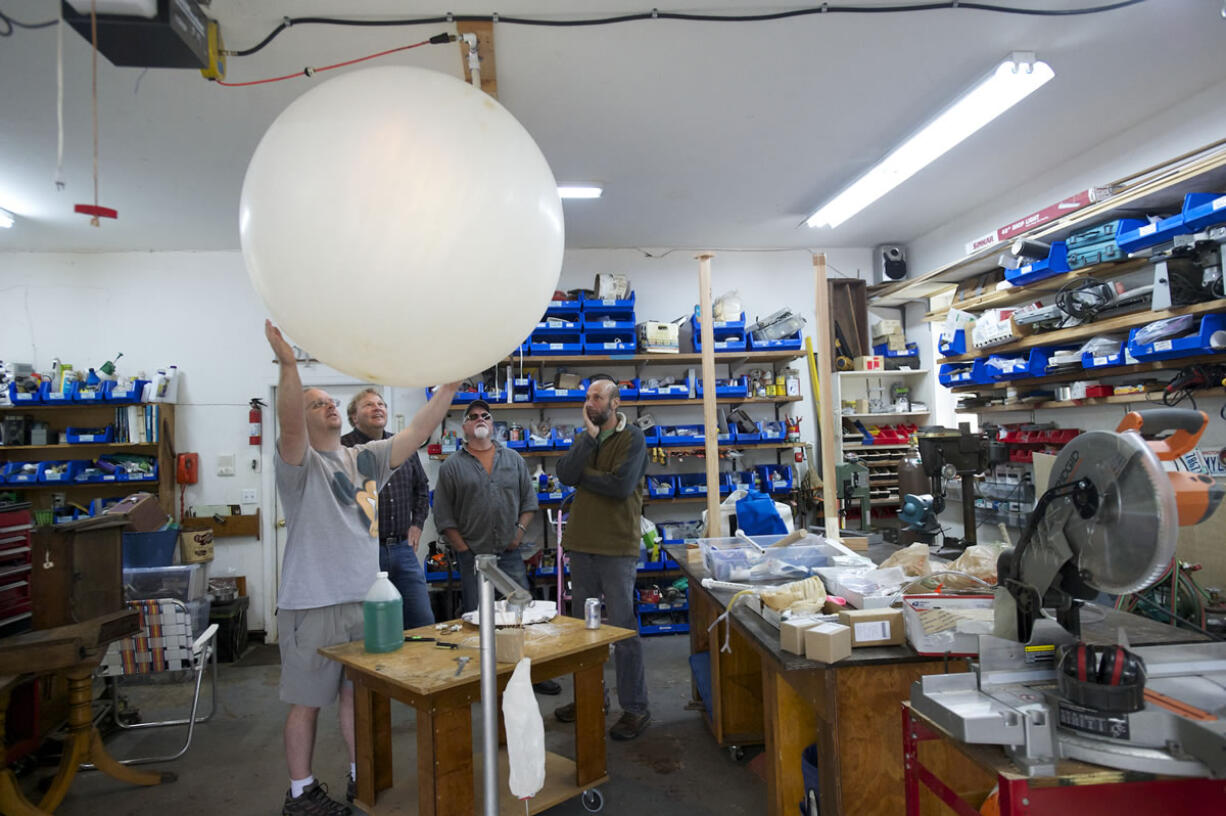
[277,603,364,707]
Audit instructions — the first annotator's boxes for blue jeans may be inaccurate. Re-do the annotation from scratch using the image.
[455,545,532,614]
[380,540,434,629]
[567,552,648,716]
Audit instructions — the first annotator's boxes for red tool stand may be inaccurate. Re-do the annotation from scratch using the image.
[902,703,1226,816]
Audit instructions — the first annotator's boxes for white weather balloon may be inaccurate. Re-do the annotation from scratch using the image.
[239,66,564,386]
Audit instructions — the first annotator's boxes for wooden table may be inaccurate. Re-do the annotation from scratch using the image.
[668,544,1203,816]
[319,615,634,816]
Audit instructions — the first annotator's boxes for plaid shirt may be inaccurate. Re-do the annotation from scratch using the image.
[340,428,430,541]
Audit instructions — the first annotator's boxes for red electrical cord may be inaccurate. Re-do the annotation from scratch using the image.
[214,39,433,87]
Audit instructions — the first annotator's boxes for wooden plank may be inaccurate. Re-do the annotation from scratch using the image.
[456,20,497,98]
[929,258,1149,320]
[416,701,473,816]
[711,618,764,745]
[181,510,260,540]
[352,679,391,809]
[972,387,1179,412]
[763,665,820,816]
[697,252,721,534]
[815,256,841,535]
[572,662,606,787]
[941,301,1226,362]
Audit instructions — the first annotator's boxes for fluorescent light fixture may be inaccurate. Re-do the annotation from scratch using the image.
[558,185,602,199]
[0,209,13,229]
[806,52,1054,230]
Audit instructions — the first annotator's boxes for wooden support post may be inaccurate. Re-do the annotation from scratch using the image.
[697,253,721,534]
[812,253,840,536]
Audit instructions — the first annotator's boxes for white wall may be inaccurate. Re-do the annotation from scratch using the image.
[1,245,873,632]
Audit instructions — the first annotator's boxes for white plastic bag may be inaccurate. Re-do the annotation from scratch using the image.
[502,657,545,800]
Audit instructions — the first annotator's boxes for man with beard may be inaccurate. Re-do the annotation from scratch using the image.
[340,388,434,630]
[552,375,651,740]
[433,399,560,695]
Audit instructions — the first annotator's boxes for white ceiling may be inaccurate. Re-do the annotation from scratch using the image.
[1,0,1224,253]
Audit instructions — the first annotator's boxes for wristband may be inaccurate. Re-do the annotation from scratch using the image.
[516,523,527,533]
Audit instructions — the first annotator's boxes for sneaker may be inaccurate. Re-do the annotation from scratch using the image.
[554,694,609,723]
[533,680,562,696]
[282,780,352,816]
[609,710,651,741]
[346,775,355,804]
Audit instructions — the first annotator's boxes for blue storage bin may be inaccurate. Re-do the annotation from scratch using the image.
[581,291,635,311]
[126,461,159,482]
[545,296,583,313]
[551,426,576,448]
[6,382,42,405]
[582,313,637,334]
[1183,192,1226,232]
[39,381,78,404]
[618,378,640,400]
[759,421,786,443]
[1116,199,1197,253]
[1066,240,1128,270]
[938,359,991,387]
[582,335,637,354]
[537,486,574,503]
[1005,241,1070,286]
[747,330,803,350]
[647,475,676,499]
[1127,314,1226,361]
[74,380,114,403]
[697,375,749,398]
[938,329,967,358]
[677,473,714,496]
[76,462,126,484]
[511,377,534,403]
[483,384,508,404]
[529,334,582,355]
[755,464,794,494]
[1081,341,1136,370]
[122,528,179,569]
[533,380,588,402]
[638,381,690,399]
[641,426,660,446]
[66,425,115,444]
[36,460,87,484]
[693,332,747,352]
[534,312,581,334]
[425,385,482,404]
[873,341,919,359]
[106,378,149,403]
[658,425,706,446]
[1066,218,1148,249]
[2,462,40,484]
[526,429,554,450]
[690,309,746,332]
[986,346,1077,382]
[734,422,761,443]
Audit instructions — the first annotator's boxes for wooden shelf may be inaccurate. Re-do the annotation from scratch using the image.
[430,441,806,461]
[947,351,1226,393]
[0,401,149,413]
[837,369,928,377]
[841,410,929,418]
[843,443,914,450]
[0,443,157,453]
[0,481,154,492]
[870,141,1226,307]
[925,258,1150,321]
[181,510,261,540]
[446,396,801,411]
[940,300,1226,363]
[970,387,1219,412]
[502,350,803,366]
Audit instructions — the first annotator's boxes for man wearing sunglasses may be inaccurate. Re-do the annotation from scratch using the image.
[265,320,459,816]
[432,400,559,696]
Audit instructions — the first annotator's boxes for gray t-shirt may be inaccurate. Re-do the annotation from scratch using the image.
[433,444,538,556]
[275,438,393,610]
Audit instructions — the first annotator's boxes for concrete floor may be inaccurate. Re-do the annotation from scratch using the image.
[20,634,767,815]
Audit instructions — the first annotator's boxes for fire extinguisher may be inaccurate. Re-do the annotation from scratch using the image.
[249,398,265,446]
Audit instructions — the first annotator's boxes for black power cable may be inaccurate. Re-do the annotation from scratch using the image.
[0,7,57,36]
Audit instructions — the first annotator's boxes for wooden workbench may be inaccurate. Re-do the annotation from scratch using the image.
[319,615,634,816]
[669,544,1201,816]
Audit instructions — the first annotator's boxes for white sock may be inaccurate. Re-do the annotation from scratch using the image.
[290,775,315,798]
[350,763,356,781]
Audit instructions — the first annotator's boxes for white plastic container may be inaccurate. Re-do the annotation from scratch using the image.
[67,0,157,17]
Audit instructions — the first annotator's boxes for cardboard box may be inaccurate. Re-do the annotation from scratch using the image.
[854,355,885,371]
[871,319,903,338]
[179,528,214,564]
[637,320,681,353]
[555,371,584,390]
[804,622,852,663]
[838,607,904,647]
[780,617,824,654]
[102,492,169,533]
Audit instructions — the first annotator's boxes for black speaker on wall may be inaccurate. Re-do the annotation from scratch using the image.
[874,244,907,284]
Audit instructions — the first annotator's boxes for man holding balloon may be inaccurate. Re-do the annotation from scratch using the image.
[266,320,459,816]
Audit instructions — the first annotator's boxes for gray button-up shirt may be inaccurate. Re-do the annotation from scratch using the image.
[433,443,538,556]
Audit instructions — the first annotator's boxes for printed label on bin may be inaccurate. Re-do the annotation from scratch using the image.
[550,343,563,349]
[853,620,891,642]
[1092,356,1111,366]
[1154,340,1173,352]
[1138,223,1157,236]
[1214,195,1226,211]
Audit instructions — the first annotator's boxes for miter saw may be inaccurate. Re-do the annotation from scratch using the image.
[912,408,1226,777]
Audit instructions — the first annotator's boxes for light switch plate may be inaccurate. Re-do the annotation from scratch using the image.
[217,453,236,477]
[241,488,257,503]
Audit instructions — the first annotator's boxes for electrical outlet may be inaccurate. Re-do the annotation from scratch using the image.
[217,453,236,477]
[241,488,257,503]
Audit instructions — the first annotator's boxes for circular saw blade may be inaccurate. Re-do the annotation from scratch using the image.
[1048,429,1177,594]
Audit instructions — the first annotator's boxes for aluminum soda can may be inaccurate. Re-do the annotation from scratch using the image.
[584,597,601,629]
